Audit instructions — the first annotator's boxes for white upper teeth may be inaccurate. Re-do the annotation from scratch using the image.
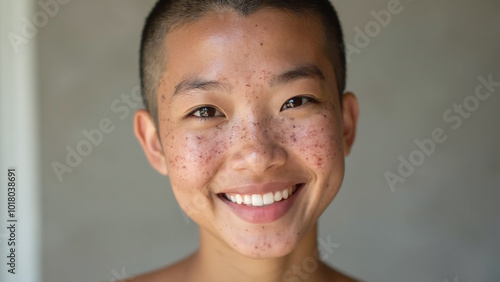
[224,185,298,207]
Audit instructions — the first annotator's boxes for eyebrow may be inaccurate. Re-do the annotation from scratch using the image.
[269,64,326,87]
[172,76,231,98]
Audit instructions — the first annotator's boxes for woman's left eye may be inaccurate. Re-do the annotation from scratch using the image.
[281,96,315,111]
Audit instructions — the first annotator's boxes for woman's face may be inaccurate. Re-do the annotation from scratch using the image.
[137,8,357,259]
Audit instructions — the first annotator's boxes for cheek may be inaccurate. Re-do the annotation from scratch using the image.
[280,113,343,171]
[164,129,228,194]
[283,113,345,210]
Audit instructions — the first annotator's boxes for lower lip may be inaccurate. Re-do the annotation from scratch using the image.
[218,184,304,224]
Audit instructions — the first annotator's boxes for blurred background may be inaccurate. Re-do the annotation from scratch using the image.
[1,0,499,281]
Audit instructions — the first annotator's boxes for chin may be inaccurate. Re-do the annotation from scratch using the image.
[226,224,305,259]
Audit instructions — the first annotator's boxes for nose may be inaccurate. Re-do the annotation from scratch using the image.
[228,121,287,173]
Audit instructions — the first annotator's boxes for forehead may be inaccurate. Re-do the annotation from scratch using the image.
[160,8,334,96]
[172,8,322,41]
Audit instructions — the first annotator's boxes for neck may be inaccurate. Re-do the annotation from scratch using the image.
[188,223,328,282]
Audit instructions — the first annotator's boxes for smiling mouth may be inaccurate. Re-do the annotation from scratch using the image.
[219,184,303,207]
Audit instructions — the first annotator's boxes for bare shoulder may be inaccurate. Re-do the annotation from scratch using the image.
[320,262,360,282]
[126,253,196,282]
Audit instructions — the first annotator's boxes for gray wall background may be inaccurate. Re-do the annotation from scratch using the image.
[37,0,499,281]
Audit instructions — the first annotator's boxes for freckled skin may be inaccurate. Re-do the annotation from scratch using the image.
[161,10,343,253]
[134,7,358,282]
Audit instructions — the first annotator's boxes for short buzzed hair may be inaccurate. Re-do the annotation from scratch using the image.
[140,0,346,126]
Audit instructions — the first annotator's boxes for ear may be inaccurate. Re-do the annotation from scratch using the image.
[134,109,168,175]
[341,92,359,156]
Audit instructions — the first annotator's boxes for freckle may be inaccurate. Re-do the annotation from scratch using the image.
[260,42,263,46]
[161,95,165,101]
[246,84,251,87]
[293,125,296,128]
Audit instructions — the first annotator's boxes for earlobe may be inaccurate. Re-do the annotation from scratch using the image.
[341,92,359,156]
[134,109,168,175]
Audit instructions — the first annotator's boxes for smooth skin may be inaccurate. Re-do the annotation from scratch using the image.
[133,8,359,282]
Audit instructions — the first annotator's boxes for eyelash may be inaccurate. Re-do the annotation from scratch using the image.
[187,95,317,119]
[281,96,317,111]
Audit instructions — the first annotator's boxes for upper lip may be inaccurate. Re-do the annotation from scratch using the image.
[218,181,301,195]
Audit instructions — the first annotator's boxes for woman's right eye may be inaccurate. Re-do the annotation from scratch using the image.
[190,106,224,118]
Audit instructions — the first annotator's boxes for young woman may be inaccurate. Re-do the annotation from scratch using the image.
[133,1,359,281]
